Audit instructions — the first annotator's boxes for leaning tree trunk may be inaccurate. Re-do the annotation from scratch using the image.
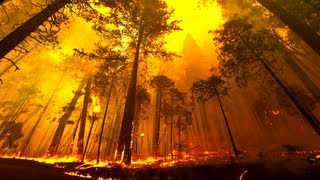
[47,80,85,157]
[82,114,96,162]
[214,88,239,158]
[153,85,162,156]
[97,77,114,164]
[285,56,320,102]
[116,23,144,165]
[0,0,71,60]
[19,83,60,157]
[259,58,320,136]
[236,29,320,137]
[77,77,92,156]
[256,0,320,56]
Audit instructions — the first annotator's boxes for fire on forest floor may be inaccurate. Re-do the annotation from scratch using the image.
[1,149,320,179]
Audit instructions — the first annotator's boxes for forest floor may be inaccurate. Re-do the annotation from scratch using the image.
[1,155,320,179]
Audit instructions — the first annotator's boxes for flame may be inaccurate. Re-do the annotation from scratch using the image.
[91,94,101,113]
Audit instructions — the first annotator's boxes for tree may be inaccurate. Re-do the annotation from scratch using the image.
[77,77,92,156]
[47,80,86,157]
[167,88,186,159]
[132,85,150,156]
[19,81,61,157]
[255,0,320,55]
[190,75,239,157]
[150,74,174,156]
[214,17,320,137]
[98,0,180,165]
[0,0,71,60]
[206,0,320,56]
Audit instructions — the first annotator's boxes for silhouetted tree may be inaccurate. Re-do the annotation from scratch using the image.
[47,80,86,157]
[98,0,180,164]
[191,75,239,157]
[214,17,320,136]
[150,75,174,156]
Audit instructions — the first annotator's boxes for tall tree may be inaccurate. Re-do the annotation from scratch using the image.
[0,0,71,60]
[150,75,174,156]
[99,0,180,165]
[47,80,86,157]
[167,87,185,158]
[191,75,239,157]
[214,17,320,136]
[77,77,92,156]
[255,0,320,55]
[19,81,61,157]
[132,85,150,156]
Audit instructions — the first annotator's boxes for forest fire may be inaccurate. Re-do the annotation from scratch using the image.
[1,0,320,179]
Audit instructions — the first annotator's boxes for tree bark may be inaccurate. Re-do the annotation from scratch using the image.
[256,0,320,56]
[77,77,92,155]
[47,80,86,157]
[0,0,71,60]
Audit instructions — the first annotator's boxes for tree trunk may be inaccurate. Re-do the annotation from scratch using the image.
[47,80,86,157]
[259,58,320,136]
[177,107,181,158]
[19,85,59,157]
[97,77,114,164]
[132,100,142,156]
[237,29,320,137]
[77,77,92,155]
[170,97,174,159]
[116,23,144,165]
[153,85,161,156]
[69,113,81,155]
[0,0,71,60]
[283,56,320,102]
[82,114,96,162]
[214,88,239,157]
[256,0,320,56]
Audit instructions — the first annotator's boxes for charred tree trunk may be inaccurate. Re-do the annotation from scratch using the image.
[214,88,239,158]
[47,80,86,157]
[0,0,71,60]
[97,77,114,164]
[19,86,58,157]
[77,77,92,155]
[116,23,144,165]
[153,85,162,156]
[256,0,320,56]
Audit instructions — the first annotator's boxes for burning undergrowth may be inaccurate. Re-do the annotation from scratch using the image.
[1,148,320,179]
